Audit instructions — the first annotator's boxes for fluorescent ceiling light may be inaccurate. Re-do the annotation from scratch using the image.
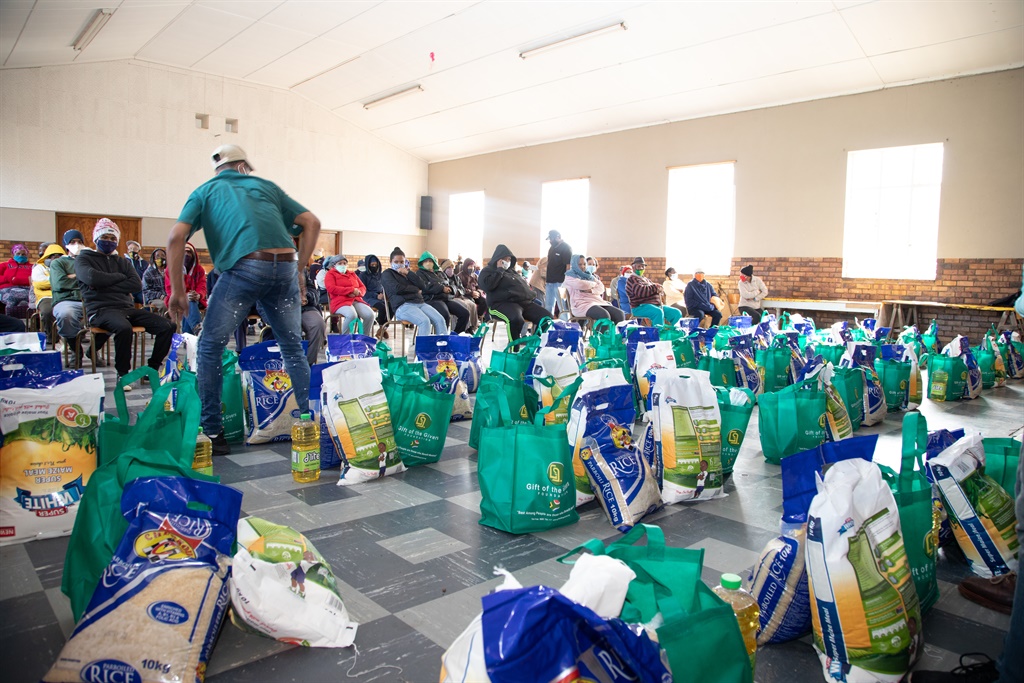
[519,22,627,60]
[363,84,423,110]
[72,9,114,52]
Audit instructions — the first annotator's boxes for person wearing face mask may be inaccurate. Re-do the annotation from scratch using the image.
[626,257,682,326]
[564,254,624,324]
[479,244,549,339]
[31,243,65,347]
[0,243,33,318]
[413,251,471,334]
[662,267,688,316]
[684,267,723,328]
[325,255,375,336]
[143,248,169,311]
[610,266,631,313]
[124,241,148,305]
[357,255,388,339]
[76,218,176,389]
[457,258,488,320]
[736,264,768,324]
[164,243,207,335]
[50,230,87,363]
[380,247,448,335]
[585,257,605,289]
[440,259,479,333]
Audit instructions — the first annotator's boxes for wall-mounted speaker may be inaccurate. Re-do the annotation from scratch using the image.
[420,195,433,231]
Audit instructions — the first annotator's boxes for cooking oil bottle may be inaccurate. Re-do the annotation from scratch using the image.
[192,428,213,477]
[291,413,321,483]
[713,573,760,673]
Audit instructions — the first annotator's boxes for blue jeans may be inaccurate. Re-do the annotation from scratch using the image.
[545,282,567,317]
[395,302,447,334]
[197,258,309,436]
[182,301,202,335]
[998,448,1024,683]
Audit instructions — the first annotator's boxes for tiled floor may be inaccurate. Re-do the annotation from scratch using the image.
[1,329,1020,683]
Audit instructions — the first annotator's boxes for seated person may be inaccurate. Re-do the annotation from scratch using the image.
[564,254,624,324]
[125,240,148,305]
[413,252,470,334]
[626,257,681,326]
[529,256,547,300]
[663,267,688,315]
[458,258,489,318]
[326,255,375,335]
[610,266,632,313]
[260,266,324,365]
[0,243,33,318]
[441,259,479,333]
[684,268,723,328]
[51,230,87,363]
[164,242,206,334]
[479,244,549,339]
[143,248,169,310]
[380,247,448,334]
[0,314,25,332]
[585,256,605,289]
[76,218,176,388]
[358,254,389,338]
[32,243,65,346]
[737,264,768,324]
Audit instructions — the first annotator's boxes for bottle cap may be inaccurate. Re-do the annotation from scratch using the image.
[300,412,310,420]
[721,573,742,590]
[198,427,203,434]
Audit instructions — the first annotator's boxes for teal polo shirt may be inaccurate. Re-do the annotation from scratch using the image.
[177,170,307,273]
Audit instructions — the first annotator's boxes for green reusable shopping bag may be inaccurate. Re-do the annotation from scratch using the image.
[488,334,540,383]
[221,348,245,443]
[558,525,753,683]
[927,354,967,401]
[831,366,865,432]
[814,343,846,367]
[970,346,996,389]
[756,339,791,393]
[698,354,737,388]
[712,325,743,351]
[982,438,1022,499]
[468,370,540,450]
[874,358,912,412]
[878,413,940,613]
[477,379,581,534]
[382,371,456,466]
[716,386,755,474]
[757,379,827,464]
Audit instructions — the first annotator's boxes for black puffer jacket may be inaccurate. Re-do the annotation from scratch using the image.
[381,267,425,310]
[76,248,143,315]
[359,255,383,307]
[479,244,534,306]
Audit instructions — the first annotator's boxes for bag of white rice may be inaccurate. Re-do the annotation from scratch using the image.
[581,414,662,532]
[529,347,581,426]
[321,358,405,486]
[43,476,242,683]
[0,372,103,545]
[229,517,357,647]
[239,341,304,444]
[566,367,635,507]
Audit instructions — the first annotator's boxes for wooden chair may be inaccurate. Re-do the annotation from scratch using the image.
[84,309,147,374]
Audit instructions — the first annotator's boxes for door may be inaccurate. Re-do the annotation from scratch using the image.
[315,230,339,257]
[56,213,142,249]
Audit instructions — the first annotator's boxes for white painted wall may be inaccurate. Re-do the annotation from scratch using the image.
[0,59,428,245]
[427,69,1024,262]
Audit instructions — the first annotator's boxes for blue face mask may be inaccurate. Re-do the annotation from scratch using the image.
[391,261,404,270]
[585,265,597,274]
[96,240,117,255]
[13,254,27,264]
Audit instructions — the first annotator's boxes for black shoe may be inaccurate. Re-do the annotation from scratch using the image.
[209,433,231,456]
[910,653,999,683]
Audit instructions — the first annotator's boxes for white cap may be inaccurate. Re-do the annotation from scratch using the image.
[211,144,251,170]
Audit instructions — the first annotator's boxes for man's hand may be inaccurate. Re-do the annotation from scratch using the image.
[187,291,199,302]
[443,286,452,294]
[168,291,188,322]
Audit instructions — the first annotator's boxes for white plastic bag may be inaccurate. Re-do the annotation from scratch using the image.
[530,347,580,426]
[633,340,676,407]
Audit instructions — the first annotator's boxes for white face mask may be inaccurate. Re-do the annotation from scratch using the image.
[498,259,510,270]
[334,264,347,274]
[67,243,83,256]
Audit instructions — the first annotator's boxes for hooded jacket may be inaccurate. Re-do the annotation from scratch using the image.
[143,249,168,305]
[414,251,452,302]
[76,247,143,315]
[381,263,425,310]
[457,259,482,296]
[0,255,32,290]
[32,243,66,302]
[326,262,366,312]
[164,243,207,308]
[479,245,534,306]
[358,254,384,307]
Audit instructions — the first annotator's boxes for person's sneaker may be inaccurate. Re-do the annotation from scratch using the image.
[958,572,1016,615]
[209,433,231,456]
[910,653,999,682]
[119,377,133,392]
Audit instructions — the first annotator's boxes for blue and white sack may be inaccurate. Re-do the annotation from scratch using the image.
[0,332,46,354]
[159,333,198,410]
[541,320,585,365]
[634,340,676,407]
[416,334,482,394]
[310,362,341,469]
[729,334,762,394]
[941,335,982,400]
[0,350,63,380]
[239,340,306,444]
[325,334,377,362]
[567,367,635,506]
[839,342,887,426]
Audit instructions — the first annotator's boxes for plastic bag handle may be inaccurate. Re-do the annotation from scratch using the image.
[592,319,614,335]
[900,412,929,480]
[506,333,541,352]
[113,366,161,421]
[532,375,583,426]
[478,381,513,425]
[537,316,554,333]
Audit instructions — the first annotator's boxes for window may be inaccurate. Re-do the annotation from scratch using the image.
[539,178,589,258]
[448,191,485,263]
[842,143,944,280]
[665,162,735,276]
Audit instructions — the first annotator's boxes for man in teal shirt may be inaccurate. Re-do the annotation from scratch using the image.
[167,145,320,455]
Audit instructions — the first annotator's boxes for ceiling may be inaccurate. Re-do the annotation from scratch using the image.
[2,0,1022,163]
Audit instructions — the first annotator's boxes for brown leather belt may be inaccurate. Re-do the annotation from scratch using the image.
[242,250,298,262]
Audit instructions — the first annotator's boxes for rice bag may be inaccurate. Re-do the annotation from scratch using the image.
[229,517,357,647]
[650,368,724,503]
[566,367,635,507]
[941,336,982,400]
[0,332,46,354]
[416,334,482,396]
[159,333,198,410]
[928,433,1019,578]
[529,346,581,426]
[321,358,404,486]
[780,332,806,382]
[43,476,242,683]
[729,334,763,394]
[997,330,1024,379]
[325,333,377,362]
[0,372,104,545]
[633,340,676,406]
[541,320,585,365]
[806,458,923,683]
[580,414,662,532]
[799,358,853,442]
[839,342,886,426]
[239,341,305,444]
[0,350,63,379]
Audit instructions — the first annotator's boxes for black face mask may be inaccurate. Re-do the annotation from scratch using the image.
[184,254,195,270]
